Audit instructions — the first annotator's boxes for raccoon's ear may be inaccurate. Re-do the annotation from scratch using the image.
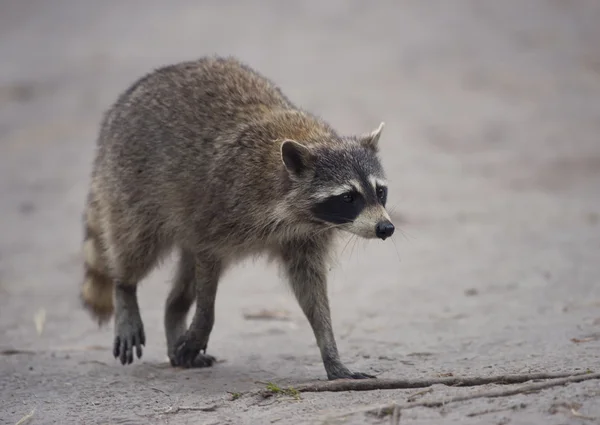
[358,121,385,152]
[281,140,314,176]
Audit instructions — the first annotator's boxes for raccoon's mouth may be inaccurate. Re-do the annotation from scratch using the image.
[309,216,394,241]
[342,222,394,240]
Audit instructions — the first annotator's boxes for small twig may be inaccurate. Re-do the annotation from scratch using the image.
[407,387,433,402]
[571,335,600,344]
[550,402,598,421]
[1,345,109,356]
[34,308,46,336]
[15,408,35,425]
[161,404,219,414]
[150,387,169,396]
[257,399,279,407]
[467,402,527,417]
[243,309,291,321]
[353,372,600,418]
[391,405,401,425]
[571,408,597,421]
[294,371,592,393]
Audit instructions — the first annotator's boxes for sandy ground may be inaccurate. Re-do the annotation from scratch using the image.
[1,1,600,424]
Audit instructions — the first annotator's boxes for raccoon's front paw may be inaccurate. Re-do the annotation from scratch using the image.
[345,371,376,379]
[326,364,376,380]
[113,316,146,365]
[170,336,216,368]
[328,370,376,380]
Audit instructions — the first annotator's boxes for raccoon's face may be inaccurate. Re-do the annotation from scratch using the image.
[281,122,395,240]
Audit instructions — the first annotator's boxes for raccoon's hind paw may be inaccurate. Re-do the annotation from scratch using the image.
[113,317,146,365]
[170,337,216,368]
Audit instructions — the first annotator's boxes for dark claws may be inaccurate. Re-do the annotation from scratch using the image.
[113,336,120,358]
[170,337,215,368]
[349,371,376,379]
[113,324,145,365]
[327,368,377,380]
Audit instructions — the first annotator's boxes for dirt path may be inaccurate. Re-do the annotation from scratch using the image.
[1,1,600,424]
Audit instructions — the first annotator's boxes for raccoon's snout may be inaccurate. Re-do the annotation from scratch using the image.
[375,220,395,240]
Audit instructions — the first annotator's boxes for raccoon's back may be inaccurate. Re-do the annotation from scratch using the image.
[101,56,294,144]
[97,54,293,172]
[91,57,294,236]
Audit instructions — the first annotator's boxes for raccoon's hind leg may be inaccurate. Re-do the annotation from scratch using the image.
[107,223,164,365]
[170,253,222,368]
[280,238,376,380]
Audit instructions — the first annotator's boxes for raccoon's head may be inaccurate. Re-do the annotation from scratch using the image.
[280,122,394,240]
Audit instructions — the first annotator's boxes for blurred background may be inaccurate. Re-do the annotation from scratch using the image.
[1,1,599,424]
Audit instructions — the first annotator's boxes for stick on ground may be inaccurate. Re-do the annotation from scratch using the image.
[295,371,593,393]
[339,372,600,422]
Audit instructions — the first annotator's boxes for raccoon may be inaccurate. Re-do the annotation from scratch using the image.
[80,56,395,380]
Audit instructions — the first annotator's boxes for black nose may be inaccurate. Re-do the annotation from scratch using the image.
[375,221,395,240]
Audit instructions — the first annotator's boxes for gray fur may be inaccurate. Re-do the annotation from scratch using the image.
[80,55,393,379]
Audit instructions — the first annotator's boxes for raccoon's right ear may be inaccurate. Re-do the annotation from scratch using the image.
[281,140,314,176]
[358,121,385,152]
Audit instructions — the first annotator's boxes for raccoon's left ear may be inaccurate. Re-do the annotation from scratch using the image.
[358,122,385,152]
[281,139,314,177]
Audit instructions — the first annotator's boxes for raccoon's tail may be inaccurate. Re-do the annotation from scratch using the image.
[80,204,114,326]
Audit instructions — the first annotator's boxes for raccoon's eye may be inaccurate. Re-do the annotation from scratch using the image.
[376,187,386,199]
[342,192,354,203]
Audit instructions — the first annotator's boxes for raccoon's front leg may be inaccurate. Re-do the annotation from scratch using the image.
[171,255,222,368]
[281,241,375,380]
[165,249,197,362]
[113,282,146,365]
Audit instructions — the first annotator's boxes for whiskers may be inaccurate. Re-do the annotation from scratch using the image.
[335,232,365,265]
[389,234,402,264]
[294,221,349,252]
[384,203,413,264]
[307,221,348,238]
[387,204,415,242]
[340,233,356,258]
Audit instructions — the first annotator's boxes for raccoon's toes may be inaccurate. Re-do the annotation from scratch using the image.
[346,371,377,380]
[170,337,216,368]
[113,318,146,365]
[327,366,376,380]
[192,353,216,368]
